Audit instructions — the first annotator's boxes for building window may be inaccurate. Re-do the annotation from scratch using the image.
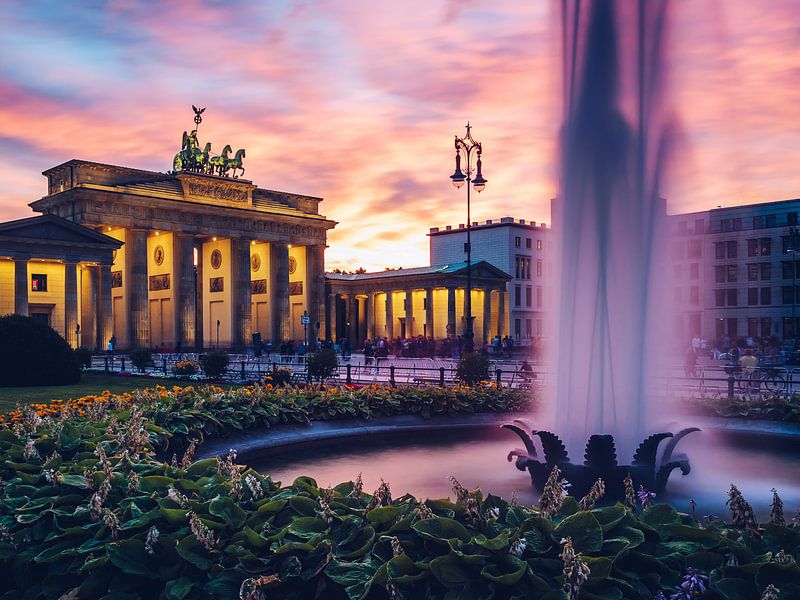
[760,238,772,256]
[761,287,771,305]
[514,236,521,248]
[514,285,521,307]
[782,286,794,305]
[677,221,688,234]
[689,263,700,280]
[748,239,759,257]
[753,216,765,229]
[525,286,532,307]
[727,289,737,306]
[761,262,772,281]
[748,264,759,281]
[514,318,521,340]
[536,287,543,307]
[762,318,771,337]
[721,218,733,232]
[782,261,794,279]
[748,318,759,337]
[525,238,531,249]
[727,265,737,282]
[687,239,702,258]
[715,242,725,260]
[727,241,737,259]
[31,274,47,292]
[694,218,704,234]
[526,319,532,338]
[748,288,758,306]
[536,260,542,277]
[789,212,798,226]
[526,258,531,279]
[515,257,520,279]
[767,214,777,227]
[782,236,794,254]
[714,289,725,307]
[689,286,699,305]
[715,266,725,284]
[536,239,543,251]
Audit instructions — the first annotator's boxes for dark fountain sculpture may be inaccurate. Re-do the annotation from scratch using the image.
[503,420,700,501]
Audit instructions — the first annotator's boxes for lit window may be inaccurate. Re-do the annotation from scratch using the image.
[31,274,47,292]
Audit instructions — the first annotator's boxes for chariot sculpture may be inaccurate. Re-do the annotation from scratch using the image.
[503,419,700,500]
[172,106,246,178]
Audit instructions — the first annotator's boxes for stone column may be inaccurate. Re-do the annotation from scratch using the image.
[270,242,290,342]
[405,290,414,337]
[80,266,96,349]
[97,265,113,351]
[385,291,394,338]
[125,228,149,348]
[173,234,196,350]
[306,245,326,341]
[482,288,492,345]
[497,290,506,337]
[425,288,434,338]
[13,259,28,316]
[194,241,204,350]
[325,292,335,341]
[366,293,375,339]
[231,238,252,349]
[348,294,359,342]
[447,287,456,337]
[64,261,78,347]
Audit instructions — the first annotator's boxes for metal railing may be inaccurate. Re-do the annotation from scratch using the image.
[89,353,545,389]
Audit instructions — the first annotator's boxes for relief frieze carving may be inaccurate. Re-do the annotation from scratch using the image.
[185,179,249,203]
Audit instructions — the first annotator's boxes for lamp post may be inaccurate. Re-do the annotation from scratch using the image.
[449,123,487,354]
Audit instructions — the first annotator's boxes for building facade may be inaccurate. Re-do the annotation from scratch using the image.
[5,155,336,351]
[429,217,549,341]
[325,261,511,343]
[0,215,122,349]
[669,198,800,344]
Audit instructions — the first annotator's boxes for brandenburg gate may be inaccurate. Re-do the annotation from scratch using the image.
[27,111,336,350]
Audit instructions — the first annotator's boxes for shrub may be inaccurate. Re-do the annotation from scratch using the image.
[456,352,490,385]
[265,366,292,387]
[307,348,339,382]
[200,350,230,379]
[172,359,199,376]
[74,347,93,370]
[0,314,80,386]
[130,348,154,372]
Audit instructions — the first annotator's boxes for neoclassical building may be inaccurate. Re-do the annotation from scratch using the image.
[325,261,511,343]
[2,150,336,350]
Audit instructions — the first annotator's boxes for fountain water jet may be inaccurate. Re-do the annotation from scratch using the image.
[506,0,692,497]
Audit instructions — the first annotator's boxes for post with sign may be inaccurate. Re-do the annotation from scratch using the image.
[301,310,310,360]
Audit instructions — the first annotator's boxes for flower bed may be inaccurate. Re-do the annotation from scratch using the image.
[0,384,797,599]
[682,392,800,423]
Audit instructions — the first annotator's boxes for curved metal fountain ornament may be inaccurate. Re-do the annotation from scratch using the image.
[503,420,700,500]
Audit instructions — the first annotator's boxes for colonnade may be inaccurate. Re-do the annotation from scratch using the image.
[326,286,507,343]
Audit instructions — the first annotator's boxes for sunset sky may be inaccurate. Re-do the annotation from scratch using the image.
[1,1,799,271]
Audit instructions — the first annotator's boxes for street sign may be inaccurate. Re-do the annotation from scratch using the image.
[301,312,310,325]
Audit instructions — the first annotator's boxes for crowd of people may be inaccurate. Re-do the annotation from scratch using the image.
[257,334,542,362]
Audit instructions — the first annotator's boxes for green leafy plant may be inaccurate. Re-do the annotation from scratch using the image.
[0,314,80,386]
[200,350,230,379]
[456,352,490,385]
[130,348,154,373]
[307,348,339,382]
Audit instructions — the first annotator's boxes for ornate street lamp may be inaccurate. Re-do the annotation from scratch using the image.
[450,123,487,353]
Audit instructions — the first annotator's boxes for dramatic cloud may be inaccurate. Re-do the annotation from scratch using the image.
[0,1,798,270]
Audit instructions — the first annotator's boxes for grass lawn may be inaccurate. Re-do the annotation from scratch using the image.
[0,372,232,413]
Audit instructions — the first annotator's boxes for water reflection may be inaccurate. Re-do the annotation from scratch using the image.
[252,428,800,519]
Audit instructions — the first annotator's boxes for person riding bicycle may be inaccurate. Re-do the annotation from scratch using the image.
[739,348,758,382]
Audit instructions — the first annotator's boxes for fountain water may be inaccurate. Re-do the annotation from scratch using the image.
[549,0,676,459]
[505,0,690,496]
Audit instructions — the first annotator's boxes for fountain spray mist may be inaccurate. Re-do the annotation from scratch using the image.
[549,0,676,460]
